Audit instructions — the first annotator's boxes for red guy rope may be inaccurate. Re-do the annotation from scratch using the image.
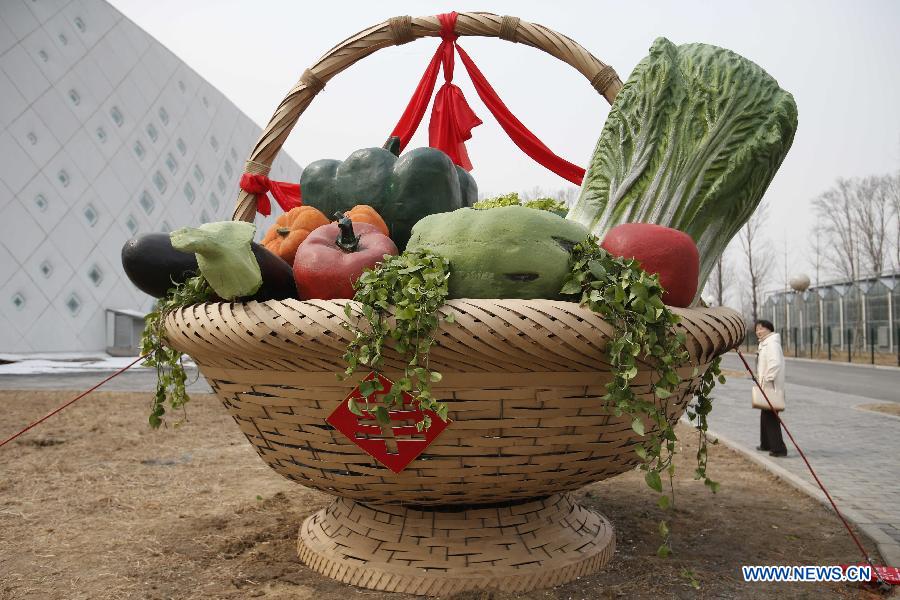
[0,353,149,449]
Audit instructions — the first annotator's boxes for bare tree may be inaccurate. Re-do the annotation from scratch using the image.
[853,175,891,277]
[887,172,900,272]
[520,185,545,201]
[553,186,580,208]
[808,218,824,288]
[738,204,775,323]
[812,178,859,282]
[704,251,734,307]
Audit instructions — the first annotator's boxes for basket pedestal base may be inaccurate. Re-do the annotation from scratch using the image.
[297,493,615,595]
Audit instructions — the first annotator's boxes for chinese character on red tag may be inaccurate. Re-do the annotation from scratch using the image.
[327,372,450,473]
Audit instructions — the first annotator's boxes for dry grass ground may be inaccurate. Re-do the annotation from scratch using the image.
[0,390,889,599]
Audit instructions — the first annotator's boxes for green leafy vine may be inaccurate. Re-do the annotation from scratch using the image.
[559,235,722,556]
[473,192,567,214]
[341,251,453,431]
[140,275,213,428]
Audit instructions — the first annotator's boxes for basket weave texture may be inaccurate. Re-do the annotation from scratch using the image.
[165,299,743,505]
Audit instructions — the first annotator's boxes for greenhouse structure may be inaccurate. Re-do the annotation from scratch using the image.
[762,272,900,354]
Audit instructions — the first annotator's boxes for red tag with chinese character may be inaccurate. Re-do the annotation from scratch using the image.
[327,372,449,473]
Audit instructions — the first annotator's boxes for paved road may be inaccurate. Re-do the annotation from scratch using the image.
[720,352,899,404]
[705,360,900,564]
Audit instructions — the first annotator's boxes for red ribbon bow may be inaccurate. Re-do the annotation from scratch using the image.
[239,173,302,217]
[389,12,585,185]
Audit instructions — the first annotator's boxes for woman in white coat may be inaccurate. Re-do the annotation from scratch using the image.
[753,319,787,457]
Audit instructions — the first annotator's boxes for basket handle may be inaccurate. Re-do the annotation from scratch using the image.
[232,12,623,222]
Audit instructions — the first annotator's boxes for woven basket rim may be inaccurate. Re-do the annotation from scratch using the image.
[164,298,745,373]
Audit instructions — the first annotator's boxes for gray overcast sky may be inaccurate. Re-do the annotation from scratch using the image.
[110,0,900,292]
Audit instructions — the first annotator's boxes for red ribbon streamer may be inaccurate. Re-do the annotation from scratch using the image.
[239,173,302,217]
[455,44,585,185]
[390,12,585,184]
[426,12,482,170]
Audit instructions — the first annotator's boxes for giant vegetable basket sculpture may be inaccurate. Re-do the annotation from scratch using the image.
[164,12,745,596]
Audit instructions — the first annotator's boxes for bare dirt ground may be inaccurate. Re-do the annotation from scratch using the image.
[0,390,890,600]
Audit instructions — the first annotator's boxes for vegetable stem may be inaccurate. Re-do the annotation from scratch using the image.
[333,212,360,252]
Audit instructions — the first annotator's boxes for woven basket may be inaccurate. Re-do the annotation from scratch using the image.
[164,12,745,595]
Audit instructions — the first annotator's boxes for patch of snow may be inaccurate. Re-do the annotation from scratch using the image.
[0,354,195,375]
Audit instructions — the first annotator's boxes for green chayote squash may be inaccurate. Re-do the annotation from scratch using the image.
[406,206,589,299]
[300,137,477,250]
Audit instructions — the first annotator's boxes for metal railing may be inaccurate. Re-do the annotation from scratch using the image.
[743,326,900,366]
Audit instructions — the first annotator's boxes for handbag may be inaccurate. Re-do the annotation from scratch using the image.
[752,382,785,411]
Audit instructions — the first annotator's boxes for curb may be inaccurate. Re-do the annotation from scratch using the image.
[731,351,899,371]
[705,426,900,570]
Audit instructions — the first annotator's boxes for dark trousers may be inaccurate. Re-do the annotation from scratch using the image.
[760,409,787,455]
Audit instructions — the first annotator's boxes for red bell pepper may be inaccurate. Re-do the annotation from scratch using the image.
[293,212,398,299]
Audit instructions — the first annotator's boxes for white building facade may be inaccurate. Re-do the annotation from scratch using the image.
[0,0,301,353]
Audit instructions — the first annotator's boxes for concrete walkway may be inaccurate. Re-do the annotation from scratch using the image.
[708,353,900,567]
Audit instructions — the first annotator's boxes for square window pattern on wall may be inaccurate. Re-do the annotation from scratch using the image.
[125,213,139,235]
[56,277,101,339]
[165,153,178,174]
[9,108,61,166]
[56,70,101,123]
[83,203,99,227]
[3,270,50,337]
[44,150,88,199]
[23,243,74,301]
[110,105,124,127]
[66,292,82,316]
[183,181,195,204]
[19,173,67,234]
[152,171,167,195]
[87,264,103,286]
[80,253,115,304]
[139,191,155,215]
[83,113,122,162]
